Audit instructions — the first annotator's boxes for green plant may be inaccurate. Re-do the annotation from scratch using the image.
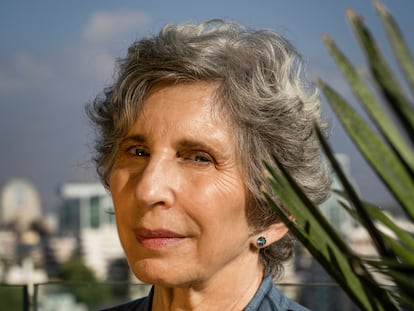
[55,256,111,308]
[264,1,414,310]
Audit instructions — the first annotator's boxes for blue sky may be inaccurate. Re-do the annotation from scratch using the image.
[1,1,412,212]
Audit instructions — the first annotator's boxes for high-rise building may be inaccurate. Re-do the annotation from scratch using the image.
[59,182,115,235]
[319,154,357,235]
[58,182,124,280]
[0,178,42,230]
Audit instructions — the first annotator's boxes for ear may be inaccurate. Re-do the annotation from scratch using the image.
[254,221,289,248]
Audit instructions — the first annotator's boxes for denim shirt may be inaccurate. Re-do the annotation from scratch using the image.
[101,275,309,311]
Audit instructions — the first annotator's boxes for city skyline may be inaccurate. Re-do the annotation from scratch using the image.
[1,1,413,212]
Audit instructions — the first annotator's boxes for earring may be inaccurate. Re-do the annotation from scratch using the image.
[256,236,267,247]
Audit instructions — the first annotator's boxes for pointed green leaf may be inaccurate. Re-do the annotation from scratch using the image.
[264,160,395,310]
[318,80,414,220]
[315,126,393,258]
[375,0,414,96]
[264,163,349,254]
[364,258,414,272]
[322,34,414,172]
[384,270,414,296]
[395,294,414,310]
[264,194,390,310]
[341,200,414,256]
[346,9,414,139]
[363,203,414,252]
[381,235,414,265]
[265,158,352,254]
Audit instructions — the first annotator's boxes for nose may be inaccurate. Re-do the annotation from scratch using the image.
[135,156,177,208]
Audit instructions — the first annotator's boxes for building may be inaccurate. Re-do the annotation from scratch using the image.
[58,182,124,280]
[0,178,42,230]
[319,154,357,235]
[59,182,116,234]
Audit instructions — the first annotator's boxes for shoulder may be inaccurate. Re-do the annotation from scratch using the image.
[245,275,310,311]
[100,296,150,311]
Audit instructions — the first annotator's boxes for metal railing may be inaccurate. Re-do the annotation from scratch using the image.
[0,282,360,311]
[0,283,30,311]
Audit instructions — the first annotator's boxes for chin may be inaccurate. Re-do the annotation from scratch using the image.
[129,258,198,288]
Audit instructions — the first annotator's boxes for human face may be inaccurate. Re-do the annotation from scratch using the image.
[109,82,260,288]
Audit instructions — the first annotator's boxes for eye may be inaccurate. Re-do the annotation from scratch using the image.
[181,151,214,165]
[193,154,212,163]
[127,146,150,157]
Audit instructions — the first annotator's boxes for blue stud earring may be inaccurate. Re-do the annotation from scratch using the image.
[257,236,267,247]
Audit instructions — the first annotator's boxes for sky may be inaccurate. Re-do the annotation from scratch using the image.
[0,0,413,213]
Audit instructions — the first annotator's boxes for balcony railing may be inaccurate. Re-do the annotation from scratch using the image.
[1,282,361,310]
[0,283,30,311]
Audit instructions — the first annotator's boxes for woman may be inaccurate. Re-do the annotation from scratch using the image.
[88,20,330,310]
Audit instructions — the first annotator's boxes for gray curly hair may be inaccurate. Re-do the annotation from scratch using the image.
[86,20,331,279]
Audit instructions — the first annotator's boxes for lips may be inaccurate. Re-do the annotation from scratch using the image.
[135,228,186,249]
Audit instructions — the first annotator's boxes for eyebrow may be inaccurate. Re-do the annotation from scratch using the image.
[121,135,146,144]
[177,139,206,148]
[120,134,228,160]
[178,139,219,152]
[121,135,224,154]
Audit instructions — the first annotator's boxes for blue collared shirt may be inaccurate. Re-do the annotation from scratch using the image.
[101,275,310,310]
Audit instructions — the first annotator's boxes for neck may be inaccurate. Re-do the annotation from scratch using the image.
[151,262,264,311]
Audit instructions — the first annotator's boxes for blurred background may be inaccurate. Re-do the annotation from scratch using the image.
[1,0,413,212]
[0,1,413,309]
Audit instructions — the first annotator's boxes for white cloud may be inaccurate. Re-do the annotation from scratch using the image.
[14,52,53,80]
[0,71,21,93]
[82,10,151,45]
[0,9,151,97]
[0,51,53,94]
[61,42,115,85]
[61,9,151,90]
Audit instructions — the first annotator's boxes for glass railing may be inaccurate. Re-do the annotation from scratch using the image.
[34,282,151,311]
[1,282,361,310]
[0,284,29,311]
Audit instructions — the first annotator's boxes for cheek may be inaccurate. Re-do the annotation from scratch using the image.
[210,172,246,208]
[109,167,132,194]
[110,168,138,212]
[109,169,134,227]
[187,173,248,224]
